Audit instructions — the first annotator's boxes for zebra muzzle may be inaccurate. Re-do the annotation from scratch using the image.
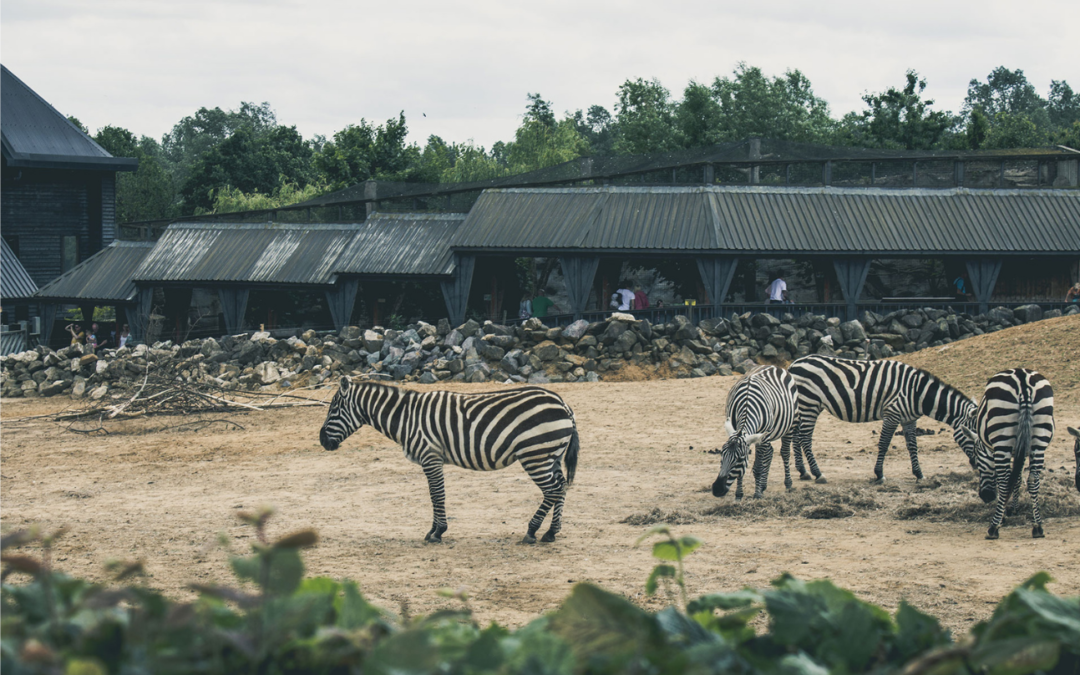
[319,429,339,451]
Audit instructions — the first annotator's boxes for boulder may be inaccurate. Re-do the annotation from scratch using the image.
[533,341,562,362]
[1012,304,1043,324]
[839,320,867,343]
[89,385,109,400]
[561,320,589,340]
[363,330,384,353]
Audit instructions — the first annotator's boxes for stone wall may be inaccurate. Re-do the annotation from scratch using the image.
[2,304,1075,399]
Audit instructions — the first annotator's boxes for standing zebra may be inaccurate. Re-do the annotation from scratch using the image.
[788,355,977,484]
[713,366,798,499]
[319,378,579,544]
[1070,427,1080,493]
[960,369,1055,539]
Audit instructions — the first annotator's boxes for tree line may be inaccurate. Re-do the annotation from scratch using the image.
[71,64,1080,224]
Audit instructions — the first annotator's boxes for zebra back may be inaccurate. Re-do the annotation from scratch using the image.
[725,365,798,443]
[789,354,974,426]
[973,368,1055,457]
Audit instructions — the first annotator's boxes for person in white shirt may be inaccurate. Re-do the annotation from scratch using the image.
[765,275,789,304]
[616,284,635,311]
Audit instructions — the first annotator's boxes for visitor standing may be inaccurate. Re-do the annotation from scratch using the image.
[531,289,557,318]
[765,275,788,304]
[633,285,649,310]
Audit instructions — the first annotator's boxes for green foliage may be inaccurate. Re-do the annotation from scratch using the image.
[3,520,1078,675]
[612,77,683,154]
[837,70,955,150]
[313,112,417,190]
[709,64,836,144]
[203,176,330,215]
[94,126,177,222]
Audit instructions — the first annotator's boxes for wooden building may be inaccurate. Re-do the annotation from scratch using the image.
[1,65,137,292]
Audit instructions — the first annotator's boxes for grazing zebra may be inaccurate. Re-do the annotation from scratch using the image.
[1070,427,1080,493]
[712,366,798,500]
[788,355,977,484]
[959,369,1055,540]
[319,378,579,544]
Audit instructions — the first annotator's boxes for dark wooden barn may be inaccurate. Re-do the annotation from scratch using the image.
[1,65,137,293]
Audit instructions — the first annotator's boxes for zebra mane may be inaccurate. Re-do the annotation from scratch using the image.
[908,365,974,405]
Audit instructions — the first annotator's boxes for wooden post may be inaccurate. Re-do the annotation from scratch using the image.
[749,138,761,184]
[703,164,715,184]
[870,162,876,186]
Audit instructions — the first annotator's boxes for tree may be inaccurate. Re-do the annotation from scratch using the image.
[93,126,177,222]
[709,65,835,144]
[313,113,417,190]
[837,70,955,150]
[676,81,723,149]
[570,105,614,156]
[500,94,588,173]
[162,102,279,189]
[612,78,682,154]
[1047,80,1080,130]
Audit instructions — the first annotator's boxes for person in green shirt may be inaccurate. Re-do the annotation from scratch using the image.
[531,289,558,317]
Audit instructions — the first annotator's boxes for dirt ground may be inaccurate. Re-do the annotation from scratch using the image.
[3,316,1079,634]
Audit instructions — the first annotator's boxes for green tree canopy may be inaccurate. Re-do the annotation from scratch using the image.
[612,78,682,154]
[93,125,176,222]
[313,112,418,189]
[836,70,955,150]
[708,64,835,144]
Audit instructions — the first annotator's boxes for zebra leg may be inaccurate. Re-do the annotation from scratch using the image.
[797,415,827,483]
[1028,451,1045,539]
[901,420,924,481]
[780,434,794,491]
[987,450,1012,540]
[873,414,901,483]
[735,470,745,501]
[753,442,774,498]
[420,458,449,543]
[521,458,565,544]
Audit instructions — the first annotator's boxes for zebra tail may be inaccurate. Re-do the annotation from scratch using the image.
[1008,405,1033,496]
[564,425,579,487]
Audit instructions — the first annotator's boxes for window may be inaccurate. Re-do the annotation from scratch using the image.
[62,236,79,272]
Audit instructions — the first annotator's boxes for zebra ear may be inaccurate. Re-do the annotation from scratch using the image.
[340,376,351,390]
[1068,426,1079,439]
[724,420,736,437]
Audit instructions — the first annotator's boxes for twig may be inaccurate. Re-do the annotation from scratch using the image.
[108,358,153,418]
[160,419,246,432]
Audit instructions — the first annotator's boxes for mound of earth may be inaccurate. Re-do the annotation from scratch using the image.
[898,313,1080,397]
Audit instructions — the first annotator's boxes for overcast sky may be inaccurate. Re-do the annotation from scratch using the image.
[3,0,1078,149]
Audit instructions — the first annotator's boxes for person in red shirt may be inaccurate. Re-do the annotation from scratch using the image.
[633,285,649,310]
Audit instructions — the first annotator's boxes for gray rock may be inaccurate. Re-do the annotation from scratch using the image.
[561,320,589,340]
[1012,304,1043,323]
[533,341,561,362]
[339,326,362,340]
[363,330,384,353]
[89,385,109,400]
[418,371,438,384]
[839,320,866,342]
[527,372,551,384]
[611,330,637,354]
[459,319,481,337]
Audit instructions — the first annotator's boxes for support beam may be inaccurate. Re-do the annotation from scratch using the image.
[696,257,739,317]
[440,255,475,328]
[124,287,154,343]
[325,279,360,333]
[559,256,600,320]
[38,302,57,347]
[218,288,250,335]
[966,257,1002,315]
[833,258,871,321]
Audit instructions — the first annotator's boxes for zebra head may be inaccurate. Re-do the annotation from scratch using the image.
[319,377,366,451]
[712,420,764,498]
[1068,427,1079,493]
[957,422,997,504]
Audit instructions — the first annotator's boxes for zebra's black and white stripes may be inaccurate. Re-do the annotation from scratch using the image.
[961,369,1055,539]
[319,378,579,544]
[1069,427,1080,494]
[788,355,977,483]
[713,366,798,500]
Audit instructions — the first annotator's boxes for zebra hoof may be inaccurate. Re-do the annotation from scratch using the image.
[520,534,537,545]
[541,531,557,543]
[1032,525,1045,539]
[814,476,828,484]
[785,484,795,492]
[424,535,443,544]
[871,477,885,485]
[751,492,764,499]
[799,473,813,481]
[986,527,1000,540]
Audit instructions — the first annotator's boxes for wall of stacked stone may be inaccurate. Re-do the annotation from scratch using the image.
[2,304,1075,400]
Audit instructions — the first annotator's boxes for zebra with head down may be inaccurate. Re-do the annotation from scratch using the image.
[712,365,799,500]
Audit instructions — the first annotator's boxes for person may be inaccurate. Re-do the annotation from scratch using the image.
[66,323,86,345]
[89,321,107,349]
[613,282,634,311]
[656,300,665,308]
[765,275,789,304]
[953,275,971,300]
[118,324,131,348]
[518,294,533,320]
[531,289,557,318]
[633,285,650,310]
[1067,283,1080,303]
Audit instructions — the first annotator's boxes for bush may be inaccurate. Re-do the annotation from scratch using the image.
[3,514,1078,674]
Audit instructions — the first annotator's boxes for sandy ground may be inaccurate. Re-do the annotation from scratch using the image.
[3,367,1079,634]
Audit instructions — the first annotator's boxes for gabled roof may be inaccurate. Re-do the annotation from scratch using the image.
[1,238,38,301]
[452,186,1080,255]
[335,213,461,277]
[1,65,138,172]
[35,241,154,303]
[134,222,356,286]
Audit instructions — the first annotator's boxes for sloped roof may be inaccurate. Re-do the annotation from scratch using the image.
[452,186,1080,255]
[1,238,38,301]
[1,65,138,172]
[335,213,461,277]
[134,222,356,286]
[35,241,154,303]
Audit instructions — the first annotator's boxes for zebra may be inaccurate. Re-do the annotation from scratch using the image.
[319,378,579,544]
[1070,427,1080,493]
[958,369,1055,540]
[712,366,799,500]
[787,355,977,484]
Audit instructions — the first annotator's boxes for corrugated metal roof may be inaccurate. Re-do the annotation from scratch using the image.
[1,238,39,301]
[35,241,154,303]
[335,213,462,276]
[134,223,356,286]
[452,186,1080,254]
[1,65,138,172]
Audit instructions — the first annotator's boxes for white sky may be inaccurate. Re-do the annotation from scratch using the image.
[3,0,1078,149]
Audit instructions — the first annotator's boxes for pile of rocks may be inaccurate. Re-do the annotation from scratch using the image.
[2,303,1073,399]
